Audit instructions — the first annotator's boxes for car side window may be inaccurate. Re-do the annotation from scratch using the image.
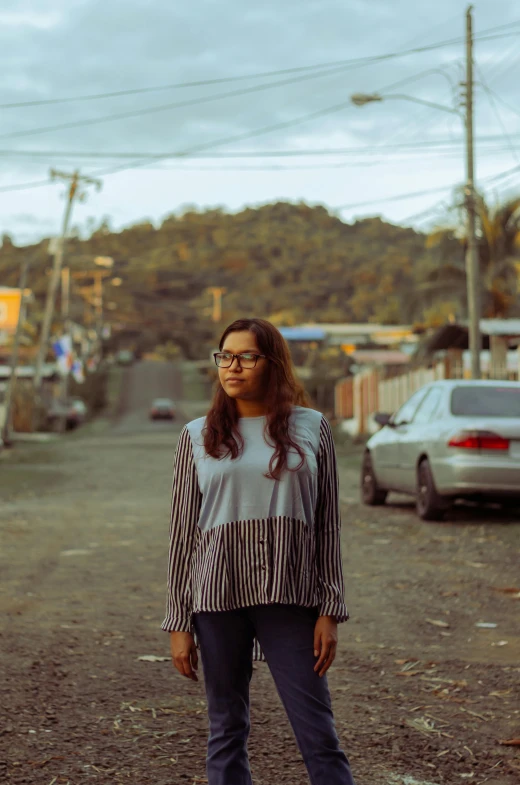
[392,389,429,426]
[412,388,442,424]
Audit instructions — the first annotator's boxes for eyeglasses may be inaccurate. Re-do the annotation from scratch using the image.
[213,352,267,369]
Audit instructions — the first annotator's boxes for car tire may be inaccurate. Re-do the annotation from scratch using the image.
[416,459,447,521]
[501,497,520,511]
[361,452,388,506]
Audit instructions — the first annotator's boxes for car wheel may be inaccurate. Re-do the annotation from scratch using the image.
[361,452,388,506]
[501,497,520,511]
[416,459,447,521]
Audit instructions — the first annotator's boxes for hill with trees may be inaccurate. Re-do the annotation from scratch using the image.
[1,200,519,359]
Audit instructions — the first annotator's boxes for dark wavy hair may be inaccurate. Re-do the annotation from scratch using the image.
[203,318,310,480]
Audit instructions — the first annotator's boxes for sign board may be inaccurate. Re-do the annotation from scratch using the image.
[94,256,114,268]
[0,288,23,334]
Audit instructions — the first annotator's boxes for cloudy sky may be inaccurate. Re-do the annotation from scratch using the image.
[1,0,519,244]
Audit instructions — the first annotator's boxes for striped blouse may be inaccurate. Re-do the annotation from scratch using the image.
[162,407,348,649]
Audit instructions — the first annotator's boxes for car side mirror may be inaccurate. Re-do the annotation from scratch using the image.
[374,412,393,428]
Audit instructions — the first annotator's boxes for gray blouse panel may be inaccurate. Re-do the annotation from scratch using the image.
[186,406,322,533]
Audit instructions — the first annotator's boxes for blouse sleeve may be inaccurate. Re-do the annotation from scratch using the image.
[161,426,202,633]
[315,416,349,622]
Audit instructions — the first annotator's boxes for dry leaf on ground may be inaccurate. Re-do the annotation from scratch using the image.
[137,655,170,662]
[426,618,450,628]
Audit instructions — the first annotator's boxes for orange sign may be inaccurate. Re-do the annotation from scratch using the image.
[0,287,23,333]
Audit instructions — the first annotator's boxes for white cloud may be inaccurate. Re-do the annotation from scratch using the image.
[0,10,62,30]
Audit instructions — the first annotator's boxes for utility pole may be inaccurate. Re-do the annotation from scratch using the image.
[207,287,226,323]
[464,5,481,379]
[61,267,70,325]
[33,169,102,394]
[60,266,71,399]
[1,260,30,446]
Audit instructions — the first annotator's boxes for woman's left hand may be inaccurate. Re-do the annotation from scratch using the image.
[313,615,338,677]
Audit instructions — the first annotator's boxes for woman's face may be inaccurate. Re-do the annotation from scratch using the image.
[218,330,269,402]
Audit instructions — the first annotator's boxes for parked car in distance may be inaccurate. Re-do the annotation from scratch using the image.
[68,398,88,428]
[149,398,176,420]
[361,380,520,520]
[46,398,88,431]
[116,349,135,366]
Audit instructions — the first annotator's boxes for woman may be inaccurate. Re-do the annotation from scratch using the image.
[162,318,356,785]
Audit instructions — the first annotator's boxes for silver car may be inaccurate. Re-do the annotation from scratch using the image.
[361,380,520,520]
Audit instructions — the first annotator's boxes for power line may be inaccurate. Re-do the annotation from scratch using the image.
[475,19,520,36]
[0,98,361,192]
[481,162,520,186]
[0,61,480,142]
[476,66,520,165]
[0,64,360,141]
[478,79,520,121]
[0,178,52,194]
[90,63,480,180]
[335,184,456,211]
[400,198,453,225]
[2,24,519,112]
[335,162,520,212]
[1,163,519,205]
[2,132,520,161]
[89,98,357,178]
[482,38,520,83]
[1,66,475,165]
[9,31,518,182]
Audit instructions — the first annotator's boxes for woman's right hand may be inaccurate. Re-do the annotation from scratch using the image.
[170,631,198,681]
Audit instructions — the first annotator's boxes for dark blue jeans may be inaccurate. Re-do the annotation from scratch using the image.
[194,604,356,785]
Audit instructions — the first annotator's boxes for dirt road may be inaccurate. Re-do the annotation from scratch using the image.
[1,361,519,785]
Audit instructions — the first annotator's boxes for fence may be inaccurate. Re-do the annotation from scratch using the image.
[335,348,520,436]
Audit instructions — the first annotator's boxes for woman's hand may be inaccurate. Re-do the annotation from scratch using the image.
[313,615,338,677]
[170,631,198,681]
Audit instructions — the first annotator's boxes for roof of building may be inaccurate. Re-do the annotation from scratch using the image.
[301,322,413,335]
[415,319,520,360]
[351,350,411,366]
[279,326,326,341]
[480,319,520,336]
[0,364,57,380]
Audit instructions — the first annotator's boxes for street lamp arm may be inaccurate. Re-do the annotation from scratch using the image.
[351,92,459,115]
[382,93,460,115]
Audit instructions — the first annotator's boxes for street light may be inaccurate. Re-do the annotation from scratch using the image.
[350,92,459,115]
[351,54,481,380]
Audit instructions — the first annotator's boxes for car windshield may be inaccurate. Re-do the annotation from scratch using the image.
[451,386,520,417]
[154,399,173,406]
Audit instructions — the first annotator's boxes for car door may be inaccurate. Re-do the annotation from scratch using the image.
[397,387,443,493]
[374,388,429,490]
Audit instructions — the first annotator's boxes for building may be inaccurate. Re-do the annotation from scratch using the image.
[301,323,415,346]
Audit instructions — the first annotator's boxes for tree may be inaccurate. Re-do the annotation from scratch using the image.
[419,195,520,319]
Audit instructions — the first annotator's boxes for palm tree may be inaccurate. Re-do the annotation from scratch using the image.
[478,196,520,316]
[419,195,520,318]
